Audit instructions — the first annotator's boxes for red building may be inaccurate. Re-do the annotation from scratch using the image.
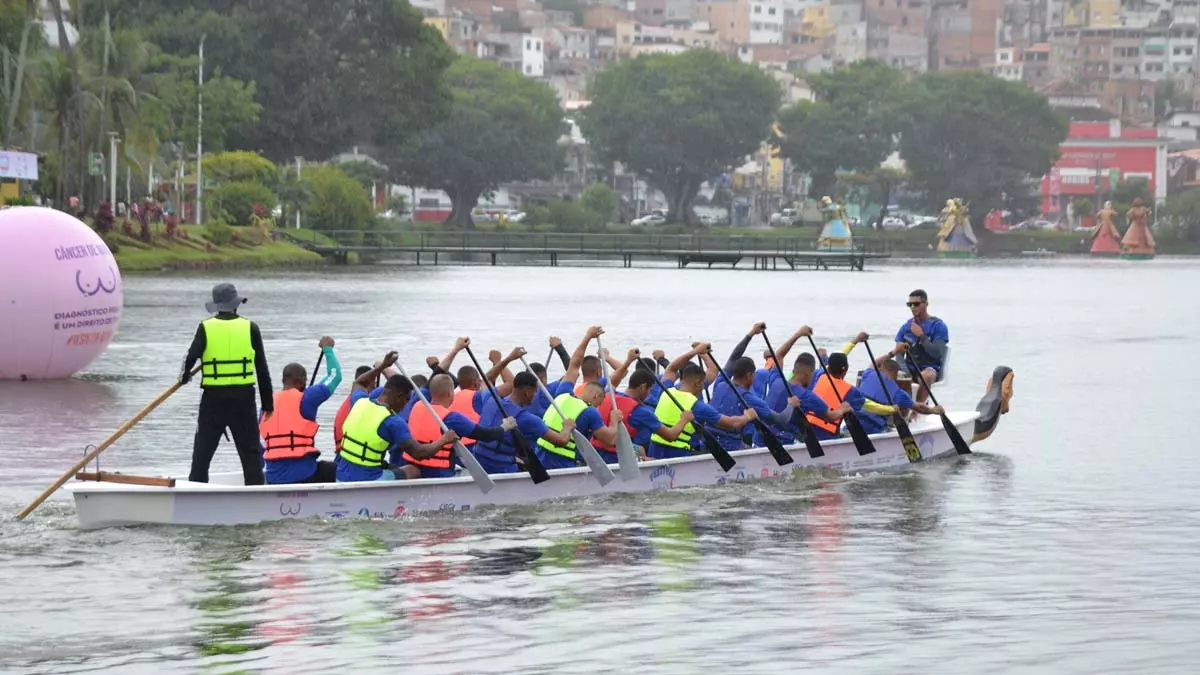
[1041,120,1167,215]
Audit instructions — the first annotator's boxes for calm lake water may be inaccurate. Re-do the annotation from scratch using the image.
[2,259,1198,674]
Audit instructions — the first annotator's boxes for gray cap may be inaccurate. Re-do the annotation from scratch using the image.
[205,283,247,314]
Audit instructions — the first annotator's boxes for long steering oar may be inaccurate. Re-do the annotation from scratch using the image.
[637,361,736,472]
[16,365,201,521]
[518,355,616,486]
[861,340,922,463]
[903,351,971,455]
[707,348,793,467]
[396,363,496,493]
[464,346,550,483]
[806,335,877,456]
[595,336,640,481]
[761,331,824,459]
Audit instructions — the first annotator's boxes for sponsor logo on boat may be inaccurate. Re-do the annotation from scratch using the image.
[649,465,676,490]
[394,504,407,518]
[279,503,301,516]
[715,474,727,485]
[358,507,371,517]
[735,469,746,481]
[325,510,348,518]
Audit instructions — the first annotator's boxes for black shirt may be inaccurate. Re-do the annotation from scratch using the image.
[182,312,274,412]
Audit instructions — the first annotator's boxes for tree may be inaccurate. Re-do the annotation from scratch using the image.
[838,167,907,225]
[208,181,276,226]
[396,57,565,228]
[581,50,780,224]
[580,183,618,223]
[203,151,277,185]
[302,164,372,232]
[1157,189,1200,246]
[897,71,1068,216]
[1155,79,1192,123]
[776,60,904,199]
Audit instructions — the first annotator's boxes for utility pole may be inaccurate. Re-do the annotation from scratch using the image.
[108,132,119,208]
[294,157,303,228]
[196,34,206,225]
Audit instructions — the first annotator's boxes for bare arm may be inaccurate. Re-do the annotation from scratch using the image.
[398,430,457,460]
[663,345,703,381]
[439,336,470,372]
[562,326,602,384]
[540,419,576,447]
[356,351,397,390]
[609,348,639,389]
[774,325,812,367]
[653,411,695,442]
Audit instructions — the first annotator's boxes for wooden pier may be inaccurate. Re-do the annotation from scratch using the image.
[285,230,891,271]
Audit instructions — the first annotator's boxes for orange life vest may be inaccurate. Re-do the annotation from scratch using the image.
[450,388,480,428]
[592,392,639,452]
[806,375,853,434]
[260,388,319,460]
[332,393,353,454]
[403,403,454,469]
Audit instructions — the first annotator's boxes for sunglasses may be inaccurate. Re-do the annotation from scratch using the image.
[906,301,925,307]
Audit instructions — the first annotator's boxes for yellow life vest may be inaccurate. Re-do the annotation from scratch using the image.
[200,317,256,386]
[537,392,589,460]
[339,397,393,468]
[651,389,697,450]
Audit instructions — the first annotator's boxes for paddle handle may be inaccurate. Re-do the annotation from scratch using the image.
[519,355,569,419]
[15,365,200,521]
[309,350,325,387]
[806,335,847,405]
[903,351,943,407]
[595,336,620,409]
[397,362,496,491]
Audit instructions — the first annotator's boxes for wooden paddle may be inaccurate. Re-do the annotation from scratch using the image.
[464,345,551,483]
[707,348,794,467]
[518,355,616,486]
[861,340,922,463]
[16,365,201,521]
[594,336,640,481]
[638,361,736,472]
[760,331,825,459]
[902,351,971,455]
[395,363,496,493]
[805,335,877,456]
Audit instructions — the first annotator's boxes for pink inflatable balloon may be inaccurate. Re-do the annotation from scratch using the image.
[0,207,123,380]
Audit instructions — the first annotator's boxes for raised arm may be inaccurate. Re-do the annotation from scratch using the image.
[549,335,570,369]
[562,326,603,384]
[439,336,470,373]
[663,344,705,381]
[490,347,523,398]
[609,348,640,389]
[774,325,812,367]
[725,322,765,372]
[356,351,398,390]
[318,336,342,392]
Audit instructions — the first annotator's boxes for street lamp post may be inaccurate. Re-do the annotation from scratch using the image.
[108,132,119,208]
[294,156,303,228]
[196,34,206,225]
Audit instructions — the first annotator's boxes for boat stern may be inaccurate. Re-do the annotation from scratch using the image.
[972,365,1014,443]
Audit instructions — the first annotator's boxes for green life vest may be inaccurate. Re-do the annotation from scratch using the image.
[537,393,589,460]
[200,317,256,386]
[650,389,697,450]
[339,397,393,468]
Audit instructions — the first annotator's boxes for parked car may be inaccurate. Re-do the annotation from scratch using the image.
[631,214,666,226]
[907,217,939,230]
[502,209,526,223]
[881,216,907,230]
[770,208,802,226]
[698,213,717,226]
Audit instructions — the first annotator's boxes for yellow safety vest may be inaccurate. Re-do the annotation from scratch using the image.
[651,389,697,450]
[339,397,393,468]
[200,317,256,386]
[537,393,589,460]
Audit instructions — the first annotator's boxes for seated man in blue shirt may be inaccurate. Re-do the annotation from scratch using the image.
[647,352,758,460]
[603,368,694,457]
[760,352,850,446]
[471,370,576,474]
[261,336,343,485]
[893,288,949,406]
[337,353,458,482]
[858,359,945,434]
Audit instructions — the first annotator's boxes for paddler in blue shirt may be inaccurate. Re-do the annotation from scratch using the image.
[857,359,944,434]
[471,362,576,473]
[534,380,624,469]
[261,336,342,484]
[647,344,758,460]
[708,322,803,450]
[337,352,458,482]
[531,331,595,417]
[404,374,516,479]
[761,351,849,446]
[893,288,949,407]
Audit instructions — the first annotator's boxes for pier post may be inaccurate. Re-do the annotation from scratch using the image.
[490,252,497,266]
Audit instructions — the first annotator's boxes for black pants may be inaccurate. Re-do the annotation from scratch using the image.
[191,387,265,485]
[301,460,337,484]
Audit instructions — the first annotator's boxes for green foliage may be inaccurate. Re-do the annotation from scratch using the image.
[1156,189,1200,245]
[1111,178,1152,205]
[838,167,907,221]
[524,203,551,226]
[580,183,618,222]
[547,199,605,232]
[777,61,904,198]
[581,50,780,224]
[339,160,389,192]
[3,195,34,206]
[203,151,277,185]
[897,71,1068,216]
[303,164,372,232]
[1072,197,1094,218]
[204,220,233,245]
[395,57,565,228]
[208,181,277,226]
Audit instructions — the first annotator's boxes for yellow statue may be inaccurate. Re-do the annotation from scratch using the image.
[936,198,977,257]
[815,195,853,252]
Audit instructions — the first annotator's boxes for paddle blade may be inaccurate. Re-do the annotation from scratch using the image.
[754,420,793,466]
[940,413,972,455]
[615,425,640,482]
[514,432,551,484]
[698,425,737,472]
[843,412,877,456]
[453,441,497,493]
[892,415,922,463]
[790,408,824,458]
[573,430,616,486]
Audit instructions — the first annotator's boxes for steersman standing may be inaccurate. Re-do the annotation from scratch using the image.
[181,283,273,484]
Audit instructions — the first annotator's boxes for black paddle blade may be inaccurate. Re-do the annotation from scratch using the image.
[754,419,793,466]
[843,412,877,456]
[514,432,551,483]
[940,413,972,455]
[892,414,922,463]
[698,425,736,472]
[790,408,824,458]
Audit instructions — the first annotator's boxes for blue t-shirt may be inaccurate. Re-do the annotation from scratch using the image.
[335,388,414,482]
[710,379,774,451]
[399,387,430,421]
[628,398,665,447]
[761,374,830,443]
[530,380,573,418]
[856,369,915,434]
[896,316,949,372]
[752,369,774,398]
[644,377,673,409]
[263,384,334,485]
[472,396,549,473]
[535,405,605,469]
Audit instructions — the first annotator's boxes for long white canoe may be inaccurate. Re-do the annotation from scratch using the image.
[67,410,990,529]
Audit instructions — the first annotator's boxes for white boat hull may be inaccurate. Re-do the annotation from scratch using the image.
[66,411,981,529]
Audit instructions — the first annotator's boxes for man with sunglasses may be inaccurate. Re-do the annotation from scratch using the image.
[888,289,948,408]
